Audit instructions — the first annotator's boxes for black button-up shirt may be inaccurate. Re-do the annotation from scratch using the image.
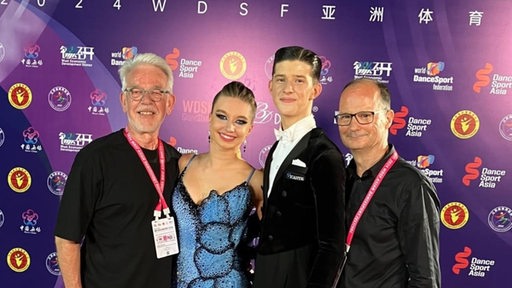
[341,145,441,288]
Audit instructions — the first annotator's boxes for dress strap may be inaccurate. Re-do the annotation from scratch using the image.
[246,167,256,183]
[180,154,197,177]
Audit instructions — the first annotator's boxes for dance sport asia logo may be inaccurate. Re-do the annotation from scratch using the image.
[7,167,32,193]
[412,61,454,91]
[166,48,203,79]
[450,110,479,139]
[46,252,60,275]
[452,246,496,277]
[8,83,32,109]
[59,132,93,153]
[488,206,512,232]
[48,86,72,112]
[440,202,469,229]
[60,45,94,67]
[473,63,512,95]
[389,106,432,137]
[20,209,41,234]
[21,44,43,68]
[88,89,110,116]
[7,247,31,272]
[220,51,246,80]
[47,171,68,196]
[406,154,443,184]
[110,46,138,66]
[21,127,43,153]
[353,60,392,83]
[499,114,512,141]
[462,156,506,188]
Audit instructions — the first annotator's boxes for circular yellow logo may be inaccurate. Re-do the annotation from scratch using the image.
[7,247,31,272]
[8,83,33,109]
[450,110,480,139]
[219,51,247,80]
[8,167,32,193]
[441,202,469,229]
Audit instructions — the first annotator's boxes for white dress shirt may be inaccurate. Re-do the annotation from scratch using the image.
[268,114,316,196]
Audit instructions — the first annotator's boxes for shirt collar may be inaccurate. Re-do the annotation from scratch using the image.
[347,144,395,180]
[274,114,316,142]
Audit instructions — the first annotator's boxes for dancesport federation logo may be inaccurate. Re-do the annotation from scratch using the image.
[8,83,32,109]
[450,110,479,139]
[441,202,469,229]
[488,206,512,232]
[7,247,31,272]
[220,51,246,80]
[7,167,32,193]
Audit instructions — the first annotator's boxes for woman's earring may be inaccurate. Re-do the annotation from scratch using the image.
[208,131,211,143]
[243,139,247,152]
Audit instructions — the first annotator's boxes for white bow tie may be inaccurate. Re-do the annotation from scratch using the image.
[274,129,294,142]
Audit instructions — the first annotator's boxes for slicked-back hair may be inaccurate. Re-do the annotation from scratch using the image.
[118,53,174,93]
[211,81,257,121]
[272,46,322,81]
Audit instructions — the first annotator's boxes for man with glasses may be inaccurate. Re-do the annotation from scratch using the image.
[336,78,440,288]
[55,53,180,288]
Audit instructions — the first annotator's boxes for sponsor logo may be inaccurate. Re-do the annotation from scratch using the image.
[20,209,41,234]
[452,246,496,277]
[7,247,31,272]
[8,83,32,109]
[462,156,506,188]
[487,206,512,232]
[254,102,281,125]
[220,51,246,80]
[406,154,443,184]
[48,86,72,112]
[390,106,432,137]
[441,202,469,229]
[21,127,43,153]
[353,61,392,83]
[0,127,5,148]
[319,55,333,85]
[166,48,203,79]
[59,132,93,152]
[498,114,512,141]
[413,61,454,91]
[264,54,275,80]
[473,63,512,95]
[47,171,68,196]
[22,44,43,68]
[181,99,210,122]
[110,46,138,66]
[88,89,110,116]
[0,209,4,228]
[60,45,94,67]
[0,42,5,63]
[450,110,479,139]
[7,167,31,193]
[46,252,60,276]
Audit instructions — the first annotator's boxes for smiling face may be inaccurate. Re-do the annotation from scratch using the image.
[337,80,393,155]
[209,95,254,152]
[120,63,175,140]
[269,60,322,129]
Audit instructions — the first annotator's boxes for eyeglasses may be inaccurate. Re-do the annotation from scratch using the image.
[334,110,386,126]
[123,88,170,102]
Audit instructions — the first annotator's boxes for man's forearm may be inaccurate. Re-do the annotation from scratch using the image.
[55,236,82,288]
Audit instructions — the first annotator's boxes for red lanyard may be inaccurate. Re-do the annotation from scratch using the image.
[345,150,398,253]
[123,128,169,218]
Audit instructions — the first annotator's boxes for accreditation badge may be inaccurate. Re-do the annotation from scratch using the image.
[151,216,179,258]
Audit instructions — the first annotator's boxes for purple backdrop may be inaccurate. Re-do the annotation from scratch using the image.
[1,1,511,287]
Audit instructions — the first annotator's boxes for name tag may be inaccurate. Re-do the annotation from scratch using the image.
[152,216,179,258]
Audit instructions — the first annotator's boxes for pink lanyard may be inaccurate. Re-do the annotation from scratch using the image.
[123,128,169,218]
[345,150,398,253]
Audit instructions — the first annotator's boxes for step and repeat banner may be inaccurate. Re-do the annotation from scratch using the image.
[1,0,511,287]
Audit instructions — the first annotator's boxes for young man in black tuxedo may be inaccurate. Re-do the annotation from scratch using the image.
[254,46,346,288]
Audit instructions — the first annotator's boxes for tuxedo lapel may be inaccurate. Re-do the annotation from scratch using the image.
[271,131,312,195]
[263,141,278,204]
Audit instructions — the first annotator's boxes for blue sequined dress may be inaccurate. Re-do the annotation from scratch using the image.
[172,156,254,288]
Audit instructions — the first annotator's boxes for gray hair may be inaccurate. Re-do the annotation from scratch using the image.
[118,53,174,93]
